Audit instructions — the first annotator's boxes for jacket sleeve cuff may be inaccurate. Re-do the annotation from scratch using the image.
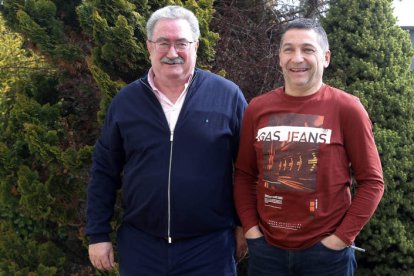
[88,234,111,244]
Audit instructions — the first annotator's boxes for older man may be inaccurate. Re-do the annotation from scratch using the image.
[86,5,247,275]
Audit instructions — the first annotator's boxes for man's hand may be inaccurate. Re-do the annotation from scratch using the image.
[244,225,263,239]
[88,242,115,271]
[321,234,347,251]
[234,226,248,261]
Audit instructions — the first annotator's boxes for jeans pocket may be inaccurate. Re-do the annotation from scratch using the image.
[246,236,265,244]
[317,241,348,253]
[246,236,267,253]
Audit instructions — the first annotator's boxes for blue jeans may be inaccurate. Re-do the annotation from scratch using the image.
[247,237,356,276]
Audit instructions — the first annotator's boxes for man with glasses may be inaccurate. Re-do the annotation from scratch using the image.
[86,5,247,275]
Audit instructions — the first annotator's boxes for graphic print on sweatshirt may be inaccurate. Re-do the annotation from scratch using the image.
[256,113,332,194]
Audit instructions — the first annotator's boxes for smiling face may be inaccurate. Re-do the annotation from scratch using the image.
[279,28,330,97]
[147,18,198,84]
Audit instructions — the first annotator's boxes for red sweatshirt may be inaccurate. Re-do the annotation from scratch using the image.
[234,84,384,250]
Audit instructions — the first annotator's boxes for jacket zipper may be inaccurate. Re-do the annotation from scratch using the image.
[167,131,174,243]
[140,73,197,243]
[165,75,197,243]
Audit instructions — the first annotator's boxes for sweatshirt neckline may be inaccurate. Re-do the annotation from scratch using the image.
[280,84,326,102]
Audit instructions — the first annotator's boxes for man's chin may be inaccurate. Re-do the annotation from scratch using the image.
[163,69,192,78]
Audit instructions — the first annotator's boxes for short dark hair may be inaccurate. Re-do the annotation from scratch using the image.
[280,18,329,51]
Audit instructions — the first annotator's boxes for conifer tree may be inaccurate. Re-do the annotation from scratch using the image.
[1,12,95,274]
[322,0,414,274]
[0,0,217,274]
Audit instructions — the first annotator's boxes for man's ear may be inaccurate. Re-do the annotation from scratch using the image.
[146,40,153,53]
[324,50,331,68]
[194,40,199,51]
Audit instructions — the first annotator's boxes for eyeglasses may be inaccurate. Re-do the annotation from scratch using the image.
[148,40,196,52]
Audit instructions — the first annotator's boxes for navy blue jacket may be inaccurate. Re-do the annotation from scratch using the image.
[86,69,247,243]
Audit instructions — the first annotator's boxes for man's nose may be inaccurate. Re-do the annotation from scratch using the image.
[291,50,305,62]
[166,44,179,57]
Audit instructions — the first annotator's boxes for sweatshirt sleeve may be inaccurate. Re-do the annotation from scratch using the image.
[334,97,384,245]
[234,102,260,233]
[86,102,125,244]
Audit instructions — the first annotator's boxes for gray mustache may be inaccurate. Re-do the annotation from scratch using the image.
[161,57,184,64]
